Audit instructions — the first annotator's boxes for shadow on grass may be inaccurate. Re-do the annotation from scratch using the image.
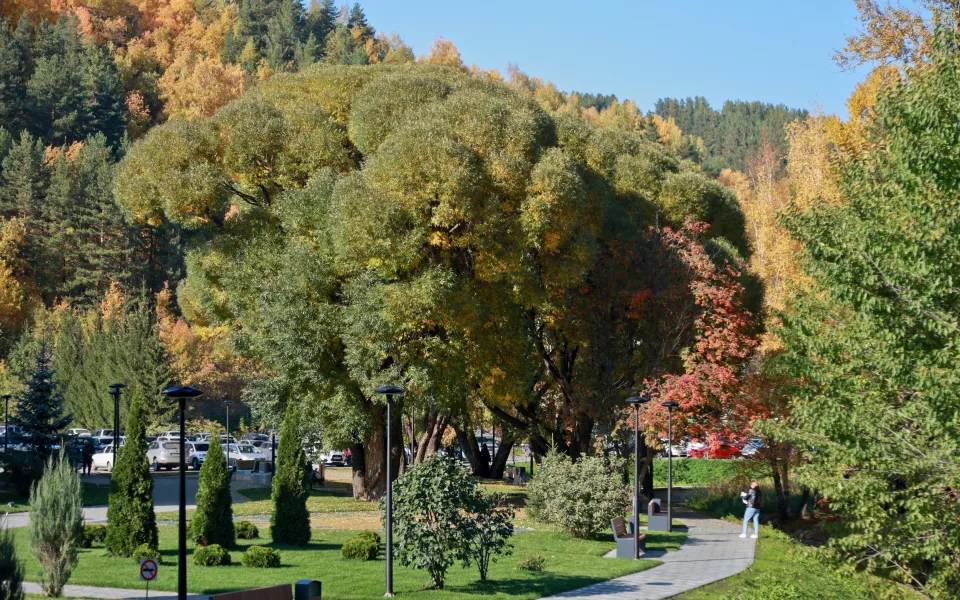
[450,572,633,596]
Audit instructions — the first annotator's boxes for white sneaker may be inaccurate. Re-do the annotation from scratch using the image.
[750,534,758,539]
[738,533,747,538]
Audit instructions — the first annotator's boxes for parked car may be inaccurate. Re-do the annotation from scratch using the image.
[222,443,266,468]
[241,433,270,443]
[146,440,182,470]
[688,442,741,459]
[185,441,209,470]
[739,438,764,457]
[195,433,213,441]
[92,445,117,471]
[66,428,92,437]
[257,441,276,454]
[158,431,181,441]
[318,450,346,466]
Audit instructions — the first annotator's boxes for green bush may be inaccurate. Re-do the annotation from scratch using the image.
[516,554,545,572]
[390,454,477,589]
[81,524,107,548]
[0,518,25,600]
[105,399,158,557]
[469,493,514,581]
[341,531,380,560]
[132,544,160,563]
[241,546,281,568]
[191,442,234,548]
[193,544,230,566]
[527,450,629,538]
[652,458,751,487]
[270,408,310,545]
[234,520,260,540]
[28,451,84,597]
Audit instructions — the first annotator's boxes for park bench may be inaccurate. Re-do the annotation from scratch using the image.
[610,515,646,558]
[647,498,670,531]
[503,465,526,485]
[210,584,292,600]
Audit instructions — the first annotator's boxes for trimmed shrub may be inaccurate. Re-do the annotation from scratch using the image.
[106,399,158,556]
[0,517,25,600]
[193,544,230,566]
[81,525,107,548]
[28,451,84,597]
[241,546,281,568]
[270,408,310,545]
[516,554,545,572]
[341,531,380,560]
[390,454,477,589]
[234,520,260,540]
[191,442,234,548]
[527,450,629,538]
[132,544,160,563]
[652,458,758,487]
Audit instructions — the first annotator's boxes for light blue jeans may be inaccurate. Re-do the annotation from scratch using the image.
[743,507,759,535]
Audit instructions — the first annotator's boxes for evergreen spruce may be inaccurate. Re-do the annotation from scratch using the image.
[306,0,337,49]
[270,407,310,545]
[0,515,24,600]
[191,441,235,547]
[10,344,71,458]
[27,451,83,597]
[105,397,158,556]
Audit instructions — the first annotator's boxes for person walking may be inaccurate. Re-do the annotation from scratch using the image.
[739,480,761,538]
[479,442,491,466]
[81,439,94,476]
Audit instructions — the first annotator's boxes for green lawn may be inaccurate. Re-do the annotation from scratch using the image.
[11,526,668,599]
[0,483,111,513]
[675,527,923,600]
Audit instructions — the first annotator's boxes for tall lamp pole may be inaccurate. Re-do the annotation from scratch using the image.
[161,386,203,600]
[375,385,404,598]
[626,396,650,559]
[3,394,10,453]
[270,432,276,473]
[662,401,680,532]
[223,398,233,471]
[109,384,125,470]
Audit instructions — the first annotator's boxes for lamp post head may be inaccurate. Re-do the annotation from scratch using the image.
[160,386,203,399]
[662,401,680,410]
[625,396,649,406]
[375,385,405,396]
[109,383,125,390]
[223,397,233,406]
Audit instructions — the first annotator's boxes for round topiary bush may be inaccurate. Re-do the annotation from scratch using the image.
[341,531,380,560]
[132,543,161,563]
[82,524,107,548]
[193,544,231,566]
[241,546,281,568]
[234,520,260,540]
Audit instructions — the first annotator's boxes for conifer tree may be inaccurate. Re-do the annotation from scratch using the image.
[0,515,24,600]
[10,344,71,458]
[270,407,310,545]
[27,451,83,597]
[105,397,158,556]
[191,441,234,547]
[307,0,337,48]
[265,0,306,70]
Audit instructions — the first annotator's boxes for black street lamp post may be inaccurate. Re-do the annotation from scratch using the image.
[375,385,404,598]
[223,397,233,470]
[109,384,125,470]
[3,394,10,453]
[662,401,680,532]
[270,432,276,473]
[161,386,203,600]
[626,395,650,559]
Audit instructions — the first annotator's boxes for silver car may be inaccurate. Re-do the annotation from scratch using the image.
[186,441,209,470]
[146,440,182,470]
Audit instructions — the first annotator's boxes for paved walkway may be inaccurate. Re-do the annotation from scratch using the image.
[542,510,757,600]
[22,582,209,600]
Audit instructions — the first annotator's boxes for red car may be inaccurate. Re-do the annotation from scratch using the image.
[688,442,741,459]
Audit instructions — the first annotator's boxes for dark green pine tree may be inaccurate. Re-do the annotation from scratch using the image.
[323,24,367,65]
[270,407,310,545]
[0,131,47,222]
[191,441,235,547]
[265,0,306,70]
[26,16,88,146]
[105,397,158,556]
[42,154,82,298]
[0,17,27,133]
[9,343,72,458]
[118,302,175,426]
[306,0,337,49]
[80,46,126,149]
[222,0,272,65]
[347,3,374,43]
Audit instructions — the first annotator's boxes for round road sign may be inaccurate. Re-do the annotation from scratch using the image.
[139,559,158,582]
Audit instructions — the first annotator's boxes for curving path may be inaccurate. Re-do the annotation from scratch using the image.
[541,510,757,600]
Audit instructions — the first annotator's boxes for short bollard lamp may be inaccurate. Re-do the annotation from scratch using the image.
[375,385,404,598]
[625,395,649,559]
[161,385,203,600]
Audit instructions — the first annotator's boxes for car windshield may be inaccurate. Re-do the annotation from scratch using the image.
[237,445,256,453]
[193,443,209,451]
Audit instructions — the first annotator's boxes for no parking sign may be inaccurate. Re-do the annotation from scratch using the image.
[139,559,158,582]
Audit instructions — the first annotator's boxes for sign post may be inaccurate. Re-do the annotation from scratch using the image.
[140,558,158,600]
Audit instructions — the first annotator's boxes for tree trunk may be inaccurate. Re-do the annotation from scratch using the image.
[452,420,490,477]
[770,459,788,523]
[350,403,403,500]
[780,444,792,518]
[414,413,448,464]
[489,431,516,479]
[799,485,811,519]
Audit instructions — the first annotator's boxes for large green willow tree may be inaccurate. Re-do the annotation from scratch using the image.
[774,30,960,598]
[115,64,751,499]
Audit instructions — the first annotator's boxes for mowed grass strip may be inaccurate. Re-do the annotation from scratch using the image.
[11,526,665,599]
[0,483,111,513]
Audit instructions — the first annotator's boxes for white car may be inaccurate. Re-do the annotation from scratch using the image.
[222,443,266,468]
[67,428,92,437]
[158,431,182,441]
[186,441,210,470]
[146,440,182,470]
[318,450,346,466]
[92,445,118,471]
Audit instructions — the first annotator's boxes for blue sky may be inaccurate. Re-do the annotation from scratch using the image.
[356,0,873,117]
